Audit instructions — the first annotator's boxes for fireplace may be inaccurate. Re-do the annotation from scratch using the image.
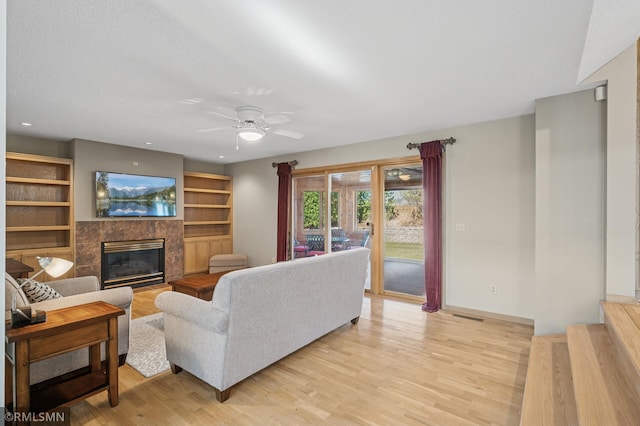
[101,238,165,289]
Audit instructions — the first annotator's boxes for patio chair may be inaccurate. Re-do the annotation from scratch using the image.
[305,234,325,256]
[293,238,308,258]
[331,228,350,251]
[350,231,370,249]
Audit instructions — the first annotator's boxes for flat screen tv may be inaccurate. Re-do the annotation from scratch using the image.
[96,171,177,217]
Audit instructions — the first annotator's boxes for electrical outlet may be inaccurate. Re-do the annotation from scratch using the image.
[455,223,465,232]
[490,285,497,294]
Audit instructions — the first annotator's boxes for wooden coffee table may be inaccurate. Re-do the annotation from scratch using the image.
[169,271,230,301]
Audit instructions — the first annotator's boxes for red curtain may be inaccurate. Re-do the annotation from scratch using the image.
[276,163,292,262]
[419,141,443,313]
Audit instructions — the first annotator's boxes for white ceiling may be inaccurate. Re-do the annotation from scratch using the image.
[6,1,639,164]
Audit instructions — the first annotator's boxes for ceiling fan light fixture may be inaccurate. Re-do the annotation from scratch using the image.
[237,127,265,142]
[399,174,411,181]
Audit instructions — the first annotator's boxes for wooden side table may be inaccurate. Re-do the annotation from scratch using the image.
[170,271,229,301]
[5,258,34,279]
[5,301,125,415]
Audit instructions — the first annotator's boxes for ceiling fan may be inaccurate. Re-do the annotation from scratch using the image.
[199,106,304,143]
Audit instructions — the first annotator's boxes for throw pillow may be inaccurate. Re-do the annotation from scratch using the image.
[16,278,63,303]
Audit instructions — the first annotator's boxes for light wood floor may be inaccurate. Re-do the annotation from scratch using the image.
[71,286,533,425]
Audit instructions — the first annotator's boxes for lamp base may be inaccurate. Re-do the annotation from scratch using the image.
[10,307,47,328]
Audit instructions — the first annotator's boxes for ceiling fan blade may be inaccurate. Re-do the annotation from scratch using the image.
[272,129,304,139]
[245,86,275,97]
[203,110,237,121]
[264,114,291,125]
[196,126,228,133]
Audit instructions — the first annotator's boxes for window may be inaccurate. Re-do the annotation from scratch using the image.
[356,190,371,229]
[330,192,339,227]
[303,191,339,230]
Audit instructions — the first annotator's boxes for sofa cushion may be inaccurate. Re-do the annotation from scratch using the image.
[209,253,248,268]
[209,253,248,274]
[17,278,63,303]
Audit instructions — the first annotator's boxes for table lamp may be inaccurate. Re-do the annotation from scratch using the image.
[11,256,74,328]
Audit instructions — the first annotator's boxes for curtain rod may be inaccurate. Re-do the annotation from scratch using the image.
[406,137,456,151]
[272,160,299,168]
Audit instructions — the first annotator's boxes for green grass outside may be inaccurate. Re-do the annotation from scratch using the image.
[384,242,424,261]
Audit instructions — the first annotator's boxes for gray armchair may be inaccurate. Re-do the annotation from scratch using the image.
[4,273,132,385]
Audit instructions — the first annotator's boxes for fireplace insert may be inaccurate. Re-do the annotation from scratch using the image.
[101,238,165,289]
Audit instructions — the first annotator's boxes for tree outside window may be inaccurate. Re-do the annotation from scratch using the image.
[356,190,371,226]
[303,191,320,229]
[385,189,422,226]
[330,192,339,227]
[303,191,339,229]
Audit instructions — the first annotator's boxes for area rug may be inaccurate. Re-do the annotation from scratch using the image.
[126,312,170,378]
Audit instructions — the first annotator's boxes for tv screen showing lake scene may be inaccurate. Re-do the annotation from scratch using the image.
[96,171,177,217]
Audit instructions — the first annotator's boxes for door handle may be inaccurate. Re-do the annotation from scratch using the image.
[367,222,374,236]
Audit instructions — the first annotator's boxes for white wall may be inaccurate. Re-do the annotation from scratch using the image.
[183,158,224,175]
[226,159,281,265]
[7,134,70,158]
[585,43,638,298]
[226,115,537,320]
[444,116,535,319]
[534,89,606,335]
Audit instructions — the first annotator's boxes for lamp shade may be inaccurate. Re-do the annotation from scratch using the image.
[10,256,74,327]
[37,256,74,278]
[237,127,265,142]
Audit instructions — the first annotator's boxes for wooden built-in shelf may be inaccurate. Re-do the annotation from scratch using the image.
[183,187,231,195]
[183,204,231,209]
[6,176,71,186]
[6,201,71,207]
[183,221,231,226]
[5,152,75,277]
[183,171,233,275]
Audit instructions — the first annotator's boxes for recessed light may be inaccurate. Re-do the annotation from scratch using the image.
[20,122,32,127]
[218,155,225,159]
[145,142,153,145]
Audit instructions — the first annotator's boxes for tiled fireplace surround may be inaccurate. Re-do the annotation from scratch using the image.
[75,220,184,284]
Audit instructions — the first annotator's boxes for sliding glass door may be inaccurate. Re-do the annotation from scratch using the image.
[330,169,372,290]
[382,164,425,298]
[292,174,328,257]
[291,168,373,290]
[291,161,427,301]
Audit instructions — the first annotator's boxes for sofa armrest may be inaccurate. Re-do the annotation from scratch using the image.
[47,276,100,297]
[155,291,229,334]
[29,286,133,312]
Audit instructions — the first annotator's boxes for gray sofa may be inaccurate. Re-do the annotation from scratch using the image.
[155,248,370,402]
[4,273,132,385]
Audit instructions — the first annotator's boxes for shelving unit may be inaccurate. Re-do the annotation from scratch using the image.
[5,152,75,280]
[183,172,233,275]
